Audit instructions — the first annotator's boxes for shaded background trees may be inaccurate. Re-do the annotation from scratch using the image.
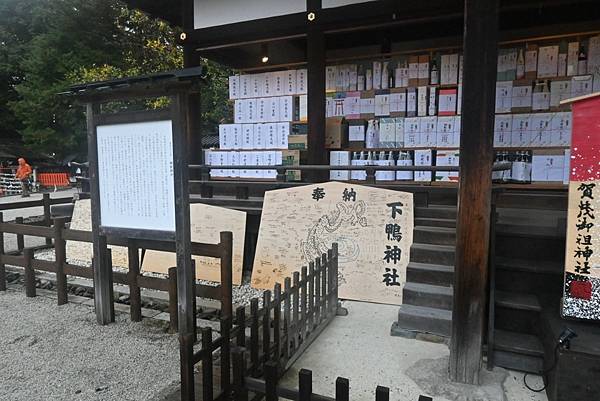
[0,0,230,161]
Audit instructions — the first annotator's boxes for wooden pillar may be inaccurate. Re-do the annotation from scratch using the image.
[182,0,203,168]
[172,92,195,401]
[87,102,114,325]
[306,0,326,182]
[450,0,499,384]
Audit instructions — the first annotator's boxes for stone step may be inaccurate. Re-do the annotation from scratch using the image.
[393,304,452,338]
[496,257,563,276]
[415,206,457,219]
[410,243,455,266]
[414,217,456,228]
[413,226,456,245]
[496,290,541,312]
[492,329,544,373]
[406,262,454,287]
[403,282,453,310]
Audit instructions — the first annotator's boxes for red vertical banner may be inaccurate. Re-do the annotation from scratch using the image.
[563,93,600,320]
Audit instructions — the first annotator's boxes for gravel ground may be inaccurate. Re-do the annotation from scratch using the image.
[0,289,180,401]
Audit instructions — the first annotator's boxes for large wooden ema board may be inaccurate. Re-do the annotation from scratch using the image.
[66,200,246,284]
[251,182,413,305]
[562,93,600,320]
[66,199,131,267]
[143,203,246,284]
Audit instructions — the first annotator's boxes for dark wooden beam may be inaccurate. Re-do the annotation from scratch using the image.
[182,0,203,168]
[449,0,499,384]
[87,103,114,325]
[306,0,326,181]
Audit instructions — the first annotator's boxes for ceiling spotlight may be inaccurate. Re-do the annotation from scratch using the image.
[261,43,269,63]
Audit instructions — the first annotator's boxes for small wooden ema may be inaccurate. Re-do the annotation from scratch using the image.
[251,181,414,305]
[561,92,600,320]
[142,203,246,284]
[66,199,131,267]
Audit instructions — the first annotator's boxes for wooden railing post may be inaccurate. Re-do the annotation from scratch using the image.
[0,212,6,291]
[332,243,339,308]
[283,277,292,362]
[375,386,390,401]
[128,240,142,322]
[273,283,282,366]
[43,193,52,246]
[220,231,233,319]
[232,347,248,401]
[299,369,312,401]
[327,249,335,316]
[201,327,214,401]
[365,167,376,184]
[250,298,260,376]
[53,217,68,305]
[262,290,272,363]
[308,262,315,330]
[23,248,35,297]
[292,272,300,352]
[221,316,232,397]
[180,332,196,401]
[300,266,308,342]
[168,266,178,333]
[15,217,24,252]
[321,253,328,318]
[236,305,246,347]
[265,361,279,401]
[314,260,321,326]
[106,248,115,322]
[192,259,197,344]
[336,377,349,401]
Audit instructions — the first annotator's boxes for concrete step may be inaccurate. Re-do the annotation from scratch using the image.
[414,217,456,228]
[415,206,457,219]
[410,243,455,266]
[413,226,456,245]
[393,304,452,337]
[403,282,453,310]
[406,262,454,287]
[492,329,544,373]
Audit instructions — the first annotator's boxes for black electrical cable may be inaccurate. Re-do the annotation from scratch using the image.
[524,342,561,393]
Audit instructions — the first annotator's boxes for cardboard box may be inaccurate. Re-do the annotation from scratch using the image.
[229,75,240,100]
[344,93,361,119]
[326,117,348,149]
[408,56,420,87]
[395,67,409,88]
[241,124,255,149]
[440,54,459,85]
[395,118,405,147]
[288,134,307,150]
[511,84,532,111]
[330,150,350,181]
[567,42,579,76]
[254,123,267,149]
[532,91,551,111]
[420,116,438,148]
[297,95,308,122]
[531,150,565,182]
[417,55,430,85]
[266,97,280,122]
[276,123,290,150]
[296,69,308,95]
[373,61,382,90]
[256,98,268,122]
[493,115,512,148]
[375,94,391,117]
[360,90,376,119]
[495,81,513,113]
[219,124,242,150]
[550,112,572,146]
[437,116,458,147]
[428,86,437,116]
[571,75,593,98]
[438,88,457,116]
[435,150,460,182]
[525,45,538,80]
[326,66,337,92]
[404,117,420,148]
[239,75,252,99]
[281,149,301,181]
[414,149,433,182]
[348,120,366,149]
[379,118,396,148]
[417,86,428,117]
[550,80,571,108]
[390,88,407,117]
[406,88,417,117]
[537,45,559,78]
[511,114,531,147]
[234,100,244,124]
[530,113,552,147]
[279,96,294,122]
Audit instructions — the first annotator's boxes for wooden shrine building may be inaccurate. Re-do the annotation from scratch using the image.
[122,1,600,399]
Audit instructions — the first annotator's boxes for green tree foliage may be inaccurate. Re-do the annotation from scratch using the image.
[2,0,230,160]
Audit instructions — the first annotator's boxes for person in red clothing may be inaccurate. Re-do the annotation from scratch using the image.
[15,158,32,197]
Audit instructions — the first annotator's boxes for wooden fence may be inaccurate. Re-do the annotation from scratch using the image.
[0,211,234,334]
[232,352,434,401]
[183,244,341,401]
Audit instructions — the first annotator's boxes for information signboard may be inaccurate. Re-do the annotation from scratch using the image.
[96,120,175,233]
